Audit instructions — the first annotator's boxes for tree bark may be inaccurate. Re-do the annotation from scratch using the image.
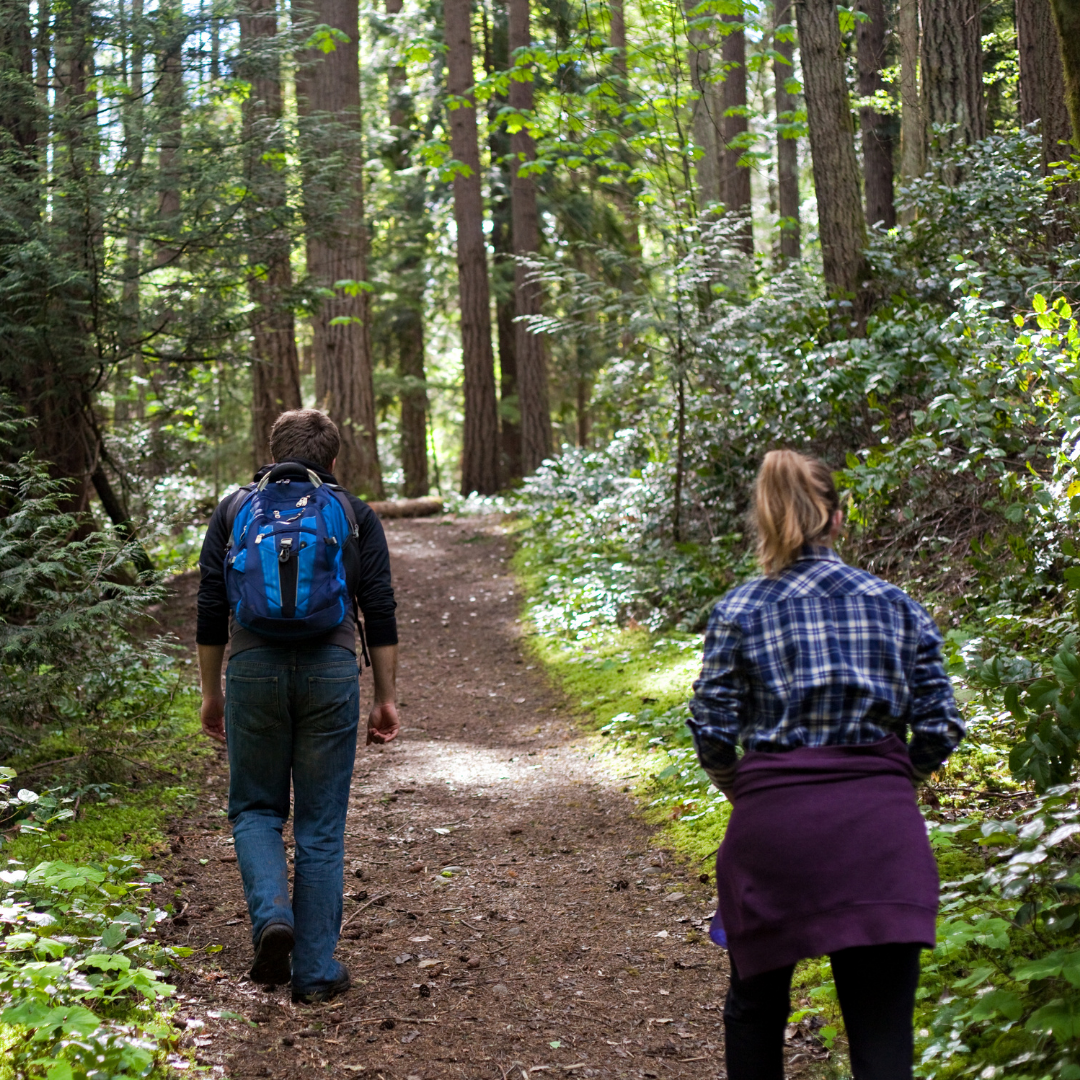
[1049,0,1080,148]
[386,0,430,497]
[920,0,984,172]
[856,0,895,229]
[115,0,145,422]
[898,0,924,197]
[295,0,383,496]
[444,0,500,494]
[39,0,97,510]
[795,0,868,306]
[484,0,520,483]
[686,0,720,209]
[773,0,800,261]
[0,0,36,177]
[154,2,184,266]
[1018,0,1073,170]
[508,0,551,473]
[720,13,752,253]
[239,0,301,468]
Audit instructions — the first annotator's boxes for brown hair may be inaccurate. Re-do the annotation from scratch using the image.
[269,409,340,471]
[752,450,840,576]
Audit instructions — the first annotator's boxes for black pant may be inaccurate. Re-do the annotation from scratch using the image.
[723,942,922,1080]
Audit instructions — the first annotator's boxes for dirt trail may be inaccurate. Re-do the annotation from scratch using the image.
[158,516,734,1079]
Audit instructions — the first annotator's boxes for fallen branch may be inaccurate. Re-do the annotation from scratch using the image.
[340,891,392,930]
[366,497,443,519]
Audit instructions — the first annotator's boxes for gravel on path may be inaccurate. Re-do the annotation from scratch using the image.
[155,515,737,1079]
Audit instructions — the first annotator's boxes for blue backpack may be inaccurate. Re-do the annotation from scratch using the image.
[223,463,362,645]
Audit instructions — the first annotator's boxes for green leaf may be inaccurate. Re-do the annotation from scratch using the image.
[303,25,350,53]
[1026,997,1080,1040]
[1053,650,1080,689]
[967,988,1022,1022]
[99,922,127,949]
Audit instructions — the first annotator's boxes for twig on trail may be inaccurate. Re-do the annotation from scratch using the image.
[339,1016,440,1026]
[340,892,392,930]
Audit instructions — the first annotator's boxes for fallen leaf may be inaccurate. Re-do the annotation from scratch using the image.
[409,935,432,942]
[394,953,414,965]
[400,1029,420,1044]
[663,892,684,903]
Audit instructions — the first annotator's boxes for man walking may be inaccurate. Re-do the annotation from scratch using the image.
[196,409,398,1003]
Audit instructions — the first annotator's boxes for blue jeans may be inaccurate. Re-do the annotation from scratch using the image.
[225,644,359,993]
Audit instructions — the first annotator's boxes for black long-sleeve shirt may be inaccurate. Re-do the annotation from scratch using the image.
[196,459,398,656]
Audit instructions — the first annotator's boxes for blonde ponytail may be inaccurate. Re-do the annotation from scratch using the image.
[752,451,840,577]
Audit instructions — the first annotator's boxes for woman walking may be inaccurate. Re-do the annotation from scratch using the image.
[689,451,964,1080]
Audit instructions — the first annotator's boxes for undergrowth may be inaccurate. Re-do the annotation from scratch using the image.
[507,262,1080,1076]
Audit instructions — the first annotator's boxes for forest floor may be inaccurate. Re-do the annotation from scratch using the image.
[149,515,816,1080]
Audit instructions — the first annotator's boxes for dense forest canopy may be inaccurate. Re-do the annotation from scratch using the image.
[2,0,1075,531]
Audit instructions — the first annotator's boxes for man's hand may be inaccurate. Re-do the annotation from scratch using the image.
[201,693,226,743]
[197,643,228,744]
[367,702,400,745]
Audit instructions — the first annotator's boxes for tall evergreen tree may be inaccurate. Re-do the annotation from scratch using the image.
[856,0,894,229]
[795,0,867,308]
[897,0,924,195]
[1049,0,1080,147]
[773,0,799,261]
[239,0,301,466]
[720,10,751,252]
[154,1,184,266]
[483,0,520,483]
[686,0,720,209]
[921,0,984,177]
[509,0,551,473]
[1018,0,1072,172]
[384,0,430,498]
[444,0,499,494]
[294,0,383,496]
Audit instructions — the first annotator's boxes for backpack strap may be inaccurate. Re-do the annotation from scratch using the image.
[223,483,258,548]
[326,484,369,669]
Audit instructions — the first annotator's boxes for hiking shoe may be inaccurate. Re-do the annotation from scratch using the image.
[291,961,351,1005]
[249,922,294,986]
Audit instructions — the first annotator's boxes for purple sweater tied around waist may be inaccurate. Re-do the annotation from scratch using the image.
[711,735,938,980]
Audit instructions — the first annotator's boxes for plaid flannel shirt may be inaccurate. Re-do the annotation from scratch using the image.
[688,546,964,790]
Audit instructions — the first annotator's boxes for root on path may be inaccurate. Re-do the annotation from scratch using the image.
[155,516,735,1079]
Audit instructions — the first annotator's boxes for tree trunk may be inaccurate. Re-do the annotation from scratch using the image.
[898,0,924,205]
[155,2,184,266]
[921,0,984,173]
[484,0,520,483]
[116,0,145,422]
[41,0,97,509]
[240,0,301,468]
[609,0,642,259]
[1018,0,1073,170]
[295,0,383,496]
[856,0,895,229]
[444,0,500,494]
[720,14,752,252]
[795,0,868,306]
[508,0,551,474]
[686,0,720,210]
[1049,0,1080,148]
[0,0,36,178]
[386,0,430,497]
[773,0,800,261]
